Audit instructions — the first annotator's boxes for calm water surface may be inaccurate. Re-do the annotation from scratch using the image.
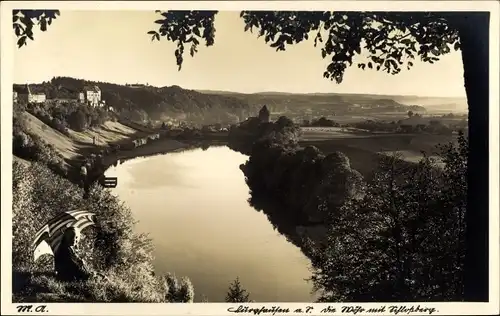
[105,146,314,302]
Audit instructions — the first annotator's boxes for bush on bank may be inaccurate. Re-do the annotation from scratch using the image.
[12,160,194,302]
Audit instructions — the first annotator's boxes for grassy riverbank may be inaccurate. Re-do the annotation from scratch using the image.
[12,111,198,302]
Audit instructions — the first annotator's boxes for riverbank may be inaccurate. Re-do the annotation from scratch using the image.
[86,137,192,184]
[16,110,235,190]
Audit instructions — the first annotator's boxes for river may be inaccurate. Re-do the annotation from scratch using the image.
[105,146,314,302]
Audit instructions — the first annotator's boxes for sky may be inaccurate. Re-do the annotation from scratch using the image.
[13,10,467,97]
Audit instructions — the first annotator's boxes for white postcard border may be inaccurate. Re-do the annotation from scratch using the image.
[1,1,499,315]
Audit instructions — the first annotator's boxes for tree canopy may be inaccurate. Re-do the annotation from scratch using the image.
[13,10,461,84]
[225,277,251,303]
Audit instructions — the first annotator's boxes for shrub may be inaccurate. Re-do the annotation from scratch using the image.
[12,161,194,302]
[163,273,195,303]
[310,134,468,302]
[50,117,69,136]
[225,277,251,303]
[12,161,85,271]
[12,115,67,176]
[68,108,88,131]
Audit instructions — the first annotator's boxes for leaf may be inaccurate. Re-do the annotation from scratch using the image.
[147,31,156,35]
[389,59,398,70]
[13,15,19,23]
[40,18,47,31]
[193,27,201,37]
[154,33,160,41]
[408,61,413,67]
[14,25,21,37]
[244,24,250,32]
[190,44,197,57]
[368,62,373,69]
[453,41,460,51]
[154,19,164,24]
[401,38,412,45]
[17,36,27,48]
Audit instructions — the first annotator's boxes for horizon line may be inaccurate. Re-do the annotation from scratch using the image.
[12,78,467,100]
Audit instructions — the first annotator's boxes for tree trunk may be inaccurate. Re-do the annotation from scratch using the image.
[451,12,490,302]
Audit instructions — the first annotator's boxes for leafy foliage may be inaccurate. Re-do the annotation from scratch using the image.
[231,114,363,226]
[12,10,467,86]
[148,11,461,83]
[12,160,195,302]
[13,10,60,48]
[163,273,195,303]
[149,11,218,70]
[233,108,467,301]
[225,277,251,303]
[309,133,468,302]
[13,111,67,175]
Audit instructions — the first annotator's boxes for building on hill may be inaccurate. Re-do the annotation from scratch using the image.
[14,84,46,104]
[258,105,270,123]
[80,85,102,107]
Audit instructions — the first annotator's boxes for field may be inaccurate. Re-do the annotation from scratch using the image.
[299,127,454,177]
[198,90,468,115]
[68,121,144,147]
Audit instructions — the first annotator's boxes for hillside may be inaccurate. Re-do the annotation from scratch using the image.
[19,111,79,162]
[15,111,148,168]
[15,77,252,125]
[196,90,467,114]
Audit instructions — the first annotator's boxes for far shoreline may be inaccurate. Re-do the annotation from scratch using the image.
[85,134,230,188]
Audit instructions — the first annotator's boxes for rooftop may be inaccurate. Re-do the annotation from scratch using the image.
[83,85,101,93]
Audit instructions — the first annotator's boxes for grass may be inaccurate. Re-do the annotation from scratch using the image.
[12,160,195,302]
[20,112,78,163]
[21,110,152,162]
[68,121,143,147]
[18,109,165,188]
[20,111,146,163]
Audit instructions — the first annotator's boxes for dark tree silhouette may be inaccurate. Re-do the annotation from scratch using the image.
[225,277,251,303]
[258,105,270,123]
[13,9,489,301]
[407,110,414,118]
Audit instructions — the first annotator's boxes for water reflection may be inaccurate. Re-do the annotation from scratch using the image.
[105,146,314,302]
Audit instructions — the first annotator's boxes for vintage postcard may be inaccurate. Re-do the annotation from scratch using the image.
[1,1,499,315]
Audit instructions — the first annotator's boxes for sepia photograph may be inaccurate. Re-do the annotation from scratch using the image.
[1,1,499,315]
